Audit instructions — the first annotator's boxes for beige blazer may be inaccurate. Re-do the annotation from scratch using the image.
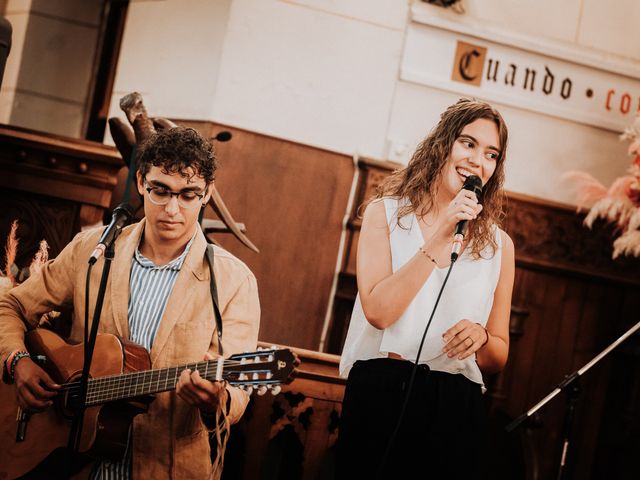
[0,220,261,479]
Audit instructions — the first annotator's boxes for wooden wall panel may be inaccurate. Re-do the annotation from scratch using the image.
[179,120,355,351]
[477,199,640,480]
[592,308,640,479]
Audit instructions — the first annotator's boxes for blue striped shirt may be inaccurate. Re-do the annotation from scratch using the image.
[91,234,195,480]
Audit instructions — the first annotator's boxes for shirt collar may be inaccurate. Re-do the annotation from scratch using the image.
[134,229,197,271]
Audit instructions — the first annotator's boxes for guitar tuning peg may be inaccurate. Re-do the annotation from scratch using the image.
[245,386,254,396]
[270,385,281,396]
[270,345,277,350]
[257,386,268,396]
[256,346,263,351]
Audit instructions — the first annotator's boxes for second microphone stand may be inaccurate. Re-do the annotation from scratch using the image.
[506,319,640,480]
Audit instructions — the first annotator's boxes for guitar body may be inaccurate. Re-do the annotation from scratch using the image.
[0,329,153,480]
[0,328,298,479]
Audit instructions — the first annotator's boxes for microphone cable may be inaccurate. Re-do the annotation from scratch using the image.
[377,254,458,477]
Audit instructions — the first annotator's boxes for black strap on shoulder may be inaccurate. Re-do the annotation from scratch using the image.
[205,243,223,355]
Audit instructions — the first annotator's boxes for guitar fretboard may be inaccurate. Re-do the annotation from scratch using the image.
[62,359,236,406]
[55,347,294,407]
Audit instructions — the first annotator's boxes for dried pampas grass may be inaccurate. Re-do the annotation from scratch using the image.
[4,220,18,285]
[1,220,51,289]
[564,112,640,260]
[29,240,49,277]
[613,230,640,259]
[561,171,608,211]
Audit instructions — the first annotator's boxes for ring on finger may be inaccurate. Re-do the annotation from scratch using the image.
[466,337,474,347]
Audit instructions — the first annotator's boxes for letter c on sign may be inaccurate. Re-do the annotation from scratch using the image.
[459,49,481,81]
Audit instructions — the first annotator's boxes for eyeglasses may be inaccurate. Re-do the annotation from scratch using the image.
[143,180,206,209]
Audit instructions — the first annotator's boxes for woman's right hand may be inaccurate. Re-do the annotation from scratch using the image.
[13,357,60,411]
[426,188,483,254]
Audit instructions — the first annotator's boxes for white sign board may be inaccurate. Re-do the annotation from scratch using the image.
[401,8,640,132]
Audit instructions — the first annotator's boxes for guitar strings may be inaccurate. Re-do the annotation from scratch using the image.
[56,357,281,404]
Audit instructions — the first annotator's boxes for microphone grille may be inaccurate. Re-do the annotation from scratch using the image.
[463,175,482,197]
[113,203,134,221]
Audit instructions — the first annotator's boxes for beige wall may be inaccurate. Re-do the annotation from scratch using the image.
[0,0,103,136]
[106,0,640,206]
[0,0,638,205]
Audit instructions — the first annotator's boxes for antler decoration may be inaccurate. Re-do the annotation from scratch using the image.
[108,92,258,253]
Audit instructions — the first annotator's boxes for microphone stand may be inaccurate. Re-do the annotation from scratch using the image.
[65,238,119,477]
[506,319,640,480]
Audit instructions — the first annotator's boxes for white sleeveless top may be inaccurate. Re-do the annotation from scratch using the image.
[339,197,503,388]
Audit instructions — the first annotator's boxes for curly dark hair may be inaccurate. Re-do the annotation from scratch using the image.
[136,126,217,184]
[375,98,508,258]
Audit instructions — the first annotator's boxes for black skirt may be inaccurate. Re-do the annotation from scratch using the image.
[335,358,488,480]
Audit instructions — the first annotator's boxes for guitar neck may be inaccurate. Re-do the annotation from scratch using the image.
[83,360,219,406]
[61,347,296,407]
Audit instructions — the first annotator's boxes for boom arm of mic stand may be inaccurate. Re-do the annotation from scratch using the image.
[506,319,640,433]
[506,374,577,432]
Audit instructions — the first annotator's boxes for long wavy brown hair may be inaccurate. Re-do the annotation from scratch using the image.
[374,98,508,258]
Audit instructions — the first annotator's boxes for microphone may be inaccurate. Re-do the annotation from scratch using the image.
[88,203,134,264]
[451,175,482,262]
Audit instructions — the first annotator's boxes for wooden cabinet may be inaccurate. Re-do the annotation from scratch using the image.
[0,124,122,270]
[223,344,345,480]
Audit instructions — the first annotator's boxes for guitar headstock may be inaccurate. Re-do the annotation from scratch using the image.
[225,347,299,396]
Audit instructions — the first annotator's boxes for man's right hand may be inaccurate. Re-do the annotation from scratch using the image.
[13,357,60,411]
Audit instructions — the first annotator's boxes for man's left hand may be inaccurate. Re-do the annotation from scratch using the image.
[176,357,228,414]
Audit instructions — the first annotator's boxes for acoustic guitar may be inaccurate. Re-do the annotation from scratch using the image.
[0,328,298,479]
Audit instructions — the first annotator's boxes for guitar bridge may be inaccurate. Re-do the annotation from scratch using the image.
[15,355,47,442]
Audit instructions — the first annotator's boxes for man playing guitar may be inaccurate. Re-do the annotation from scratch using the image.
[0,126,261,479]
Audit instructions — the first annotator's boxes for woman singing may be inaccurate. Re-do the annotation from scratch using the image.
[336,98,515,479]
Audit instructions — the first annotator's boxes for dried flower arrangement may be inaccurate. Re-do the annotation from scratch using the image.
[1,220,50,292]
[0,221,58,325]
[563,112,640,259]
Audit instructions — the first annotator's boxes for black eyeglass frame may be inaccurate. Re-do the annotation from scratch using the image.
[143,180,207,209]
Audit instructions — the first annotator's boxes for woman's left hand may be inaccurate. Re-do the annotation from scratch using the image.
[442,319,488,360]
